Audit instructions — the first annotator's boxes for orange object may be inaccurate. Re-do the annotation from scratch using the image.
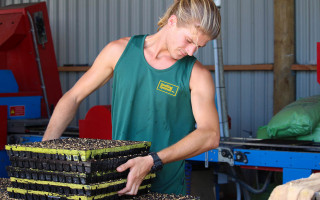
[79,105,112,140]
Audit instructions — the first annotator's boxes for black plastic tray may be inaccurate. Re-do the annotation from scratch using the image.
[7,184,150,200]
[7,166,129,185]
[6,138,151,162]
[9,152,148,173]
[9,174,154,197]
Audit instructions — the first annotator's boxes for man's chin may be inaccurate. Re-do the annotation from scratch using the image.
[173,54,185,60]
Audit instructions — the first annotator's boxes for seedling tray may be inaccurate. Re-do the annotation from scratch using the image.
[9,152,148,173]
[6,138,151,162]
[2,179,199,200]
[7,185,150,200]
[9,173,154,197]
[7,166,129,185]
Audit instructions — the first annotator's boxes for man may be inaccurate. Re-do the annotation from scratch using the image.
[42,0,221,196]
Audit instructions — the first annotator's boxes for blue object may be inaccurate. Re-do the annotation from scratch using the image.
[188,149,219,162]
[283,168,312,184]
[233,148,319,183]
[233,149,320,170]
[188,148,318,184]
[0,150,10,178]
[20,135,43,144]
[185,162,192,195]
[0,96,42,119]
[0,70,19,93]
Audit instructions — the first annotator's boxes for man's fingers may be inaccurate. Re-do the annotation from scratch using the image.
[117,160,132,172]
[132,184,140,195]
[118,170,134,195]
[124,182,140,195]
[118,173,143,196]
[118,185,130,195]
[118,176,134,195]
[118,180,137,195]
[117,157,151,196]
[124,184,136,195]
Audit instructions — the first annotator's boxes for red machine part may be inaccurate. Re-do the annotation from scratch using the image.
[317,42,320,85]
[0,106,7,150]
[79,105,112,140]
[0,3,62,117]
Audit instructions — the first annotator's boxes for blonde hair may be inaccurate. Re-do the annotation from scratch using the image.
[158,0,221,40]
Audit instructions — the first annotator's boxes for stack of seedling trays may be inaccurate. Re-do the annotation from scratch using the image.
[5,138,155,200]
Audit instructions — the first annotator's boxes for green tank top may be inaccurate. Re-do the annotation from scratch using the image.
[112,35,196,195]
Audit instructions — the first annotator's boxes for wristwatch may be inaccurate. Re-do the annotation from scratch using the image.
[149,152,163,172]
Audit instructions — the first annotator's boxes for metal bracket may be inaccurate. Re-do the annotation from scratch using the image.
[234,151,248,164]
[218,147,234,166]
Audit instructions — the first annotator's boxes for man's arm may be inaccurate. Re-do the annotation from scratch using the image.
[117,61,220,195]
[42,38,129,141]
[158,60,220,162]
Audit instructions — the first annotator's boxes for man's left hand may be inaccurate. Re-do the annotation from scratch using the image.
[117,155,154,195]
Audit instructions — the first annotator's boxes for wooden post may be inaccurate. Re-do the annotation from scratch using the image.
[273,0,295,114]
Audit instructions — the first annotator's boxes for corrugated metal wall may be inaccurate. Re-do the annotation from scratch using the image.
[295,0,320,102]
[1,0,274,68]
[1,0,319,137]
[296,0,320,65]
[220,0,274,65]
[224,71,274,138]
[219,0,274,137]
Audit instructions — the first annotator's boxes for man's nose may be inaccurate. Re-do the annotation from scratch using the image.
[186,45,198,56]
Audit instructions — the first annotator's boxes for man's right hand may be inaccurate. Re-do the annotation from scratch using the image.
[116,155,154,196]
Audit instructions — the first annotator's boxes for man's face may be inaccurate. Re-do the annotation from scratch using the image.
[167,20,211,60]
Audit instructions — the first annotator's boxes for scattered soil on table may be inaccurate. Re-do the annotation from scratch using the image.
[0,178,12,200]
[129,192,200,200]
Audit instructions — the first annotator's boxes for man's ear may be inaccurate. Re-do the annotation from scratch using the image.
[168,15,178,27]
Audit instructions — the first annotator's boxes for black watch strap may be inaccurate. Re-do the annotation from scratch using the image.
[149,152,163,173]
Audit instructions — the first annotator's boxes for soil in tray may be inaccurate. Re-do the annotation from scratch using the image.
[11,138,148,151]
[6,138,151,162]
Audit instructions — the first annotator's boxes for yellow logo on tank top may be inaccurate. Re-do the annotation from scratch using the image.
[157,80,179,96]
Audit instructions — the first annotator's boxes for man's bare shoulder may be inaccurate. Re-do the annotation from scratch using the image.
[97,37,131,67]
[105,37,131,53]
[190,60,214,90]
[191,61,212,81]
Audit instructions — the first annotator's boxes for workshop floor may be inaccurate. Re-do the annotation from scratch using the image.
[191,168,216,199]
[190,166,281,200]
